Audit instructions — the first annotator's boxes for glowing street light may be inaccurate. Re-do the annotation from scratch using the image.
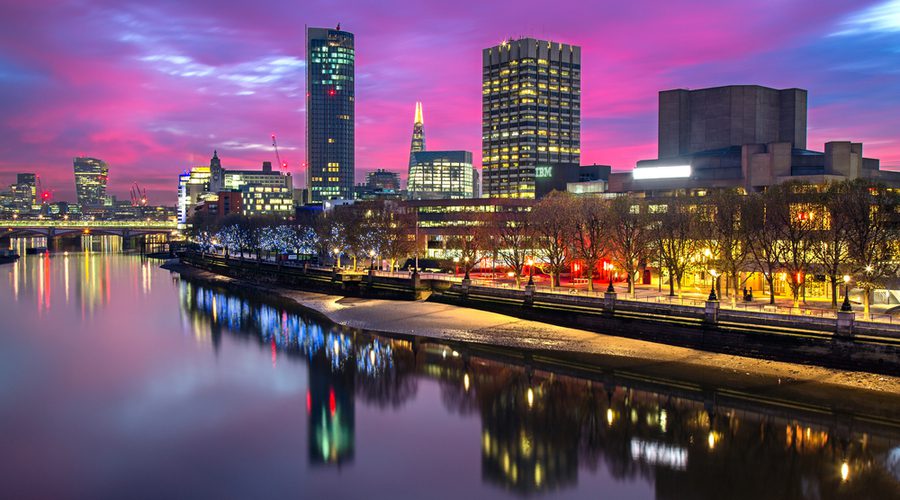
[841,275,853,312]
[708,269,719,301]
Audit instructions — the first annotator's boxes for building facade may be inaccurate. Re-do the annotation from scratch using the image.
[407,151,474,200]
[73,157,109,208]
[177,166,212,224]
[307,26,355,203]
[482,38,581,198]
[610,85,900,195]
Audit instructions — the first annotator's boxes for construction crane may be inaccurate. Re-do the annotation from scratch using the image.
[272,134,288,171]
[35,174,51,204]
[130,182,148,207]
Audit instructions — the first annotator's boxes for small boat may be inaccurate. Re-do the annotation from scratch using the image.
[0,249,20,264]
[25,247,48,255]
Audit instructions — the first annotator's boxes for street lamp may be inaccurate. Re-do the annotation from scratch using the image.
[333,247,340,269]
[527,257,534,286]
[708,269,719,301]
[841,274,852,312]
[369,249,376,271]
[607,264,616,293]
[464,256,470,280]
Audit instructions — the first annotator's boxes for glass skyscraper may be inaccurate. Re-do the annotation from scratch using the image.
[306,26,355,203]
[409,101,425,166]
[73,157,109,207]
[482,38,581,198]
[407,151,474,200]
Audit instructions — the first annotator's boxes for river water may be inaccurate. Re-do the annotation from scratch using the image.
[1,252,899,499]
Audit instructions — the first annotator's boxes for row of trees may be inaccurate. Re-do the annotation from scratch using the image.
[187,179,899,318]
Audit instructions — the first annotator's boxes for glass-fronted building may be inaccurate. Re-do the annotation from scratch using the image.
[307,26,355,203]
[482,38,581,199]
[73,157,109,207]
[407,151,474,200]
[177,166,211,225]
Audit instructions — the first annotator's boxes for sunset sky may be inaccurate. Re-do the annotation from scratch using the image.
[0,0,898,203]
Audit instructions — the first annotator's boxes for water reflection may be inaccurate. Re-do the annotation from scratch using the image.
[177,278,900,497]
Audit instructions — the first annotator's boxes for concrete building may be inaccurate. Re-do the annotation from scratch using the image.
[534,163,610,198]
[307,26,355,202]
[407,151,474,200]
[356,169,402,200]
[610,85,900,195]
[482,38,581,198]
[73,157,109,208]
[177,166,212,225]
[195,191,243,221]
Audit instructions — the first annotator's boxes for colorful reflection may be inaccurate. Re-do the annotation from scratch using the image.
[176,277,900,497]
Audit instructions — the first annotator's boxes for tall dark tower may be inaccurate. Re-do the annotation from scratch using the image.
[306,26,355,203]
[209,150,223,192]
[409,101,425,167]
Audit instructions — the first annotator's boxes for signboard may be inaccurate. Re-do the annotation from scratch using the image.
[536,166,553,179]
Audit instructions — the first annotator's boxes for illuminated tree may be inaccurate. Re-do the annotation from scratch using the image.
[705,190,751,306]
[531,191,577,289]
[769,182,818,308]
[570,196,606,292]
[743,192,786,305]
[607,197,652,297]
[492,208,535,288]
[811,181,854,308]
[843,181,900,319]
[651,198,701,297]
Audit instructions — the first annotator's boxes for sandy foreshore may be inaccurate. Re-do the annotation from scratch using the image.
[164,261,900,409]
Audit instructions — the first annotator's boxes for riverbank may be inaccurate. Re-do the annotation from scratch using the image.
[163,260,900,417]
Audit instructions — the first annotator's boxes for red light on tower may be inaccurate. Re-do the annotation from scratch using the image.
[327,88,336,96]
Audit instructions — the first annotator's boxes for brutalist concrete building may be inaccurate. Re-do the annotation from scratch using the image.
[609,85,900,194]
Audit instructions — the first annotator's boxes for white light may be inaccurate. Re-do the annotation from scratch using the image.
[633,165,692,180]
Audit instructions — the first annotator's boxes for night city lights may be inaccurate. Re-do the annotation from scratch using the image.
[1,1,900,498]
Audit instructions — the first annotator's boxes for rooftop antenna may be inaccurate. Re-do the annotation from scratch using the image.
[336,22,341,31]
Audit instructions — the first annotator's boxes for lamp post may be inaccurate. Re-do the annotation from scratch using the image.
[464,256,470,280]
[333,247,340,269]
[708,269,719,301]
[607,264,615,293]
[841,274,852,312]
[527,257,534,287]
[369,249,376,271]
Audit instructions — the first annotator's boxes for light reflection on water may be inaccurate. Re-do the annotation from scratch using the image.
[0,253,898,499]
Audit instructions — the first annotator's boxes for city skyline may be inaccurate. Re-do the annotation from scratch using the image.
[1,0,899,203]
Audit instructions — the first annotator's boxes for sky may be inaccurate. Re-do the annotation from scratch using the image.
[0,0,898,204]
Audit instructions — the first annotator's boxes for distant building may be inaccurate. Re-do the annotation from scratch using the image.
[482,38,581,198]
[221,161,293,217]
[472,168,481,198]
[73,157,109,207]
[356,169,402,200]
[307,26,355,202]
[195,191,243,221]
[409,101,425,166]
[407,151,474,200]
[609,85,900,195]
[177,166,212,224]
[366,169,401,191]
[534,163,610,198]
[10,173,37,214]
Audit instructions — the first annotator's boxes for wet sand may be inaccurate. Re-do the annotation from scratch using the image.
[165,262,900,410]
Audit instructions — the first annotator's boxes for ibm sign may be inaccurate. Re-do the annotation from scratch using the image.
[535,166,553,178]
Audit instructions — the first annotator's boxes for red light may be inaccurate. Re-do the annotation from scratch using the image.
[327,89,336,96]
[306,391,311,414]
[329,388,336,416]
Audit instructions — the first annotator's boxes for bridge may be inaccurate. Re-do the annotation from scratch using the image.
[1,219,178,239]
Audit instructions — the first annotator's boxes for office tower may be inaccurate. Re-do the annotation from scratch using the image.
[366,169,401,191]
[658,85,807,158]
[307,26,355,202]
[73,157,109,207]
[177,166,211,224]
[407,150,474,200]
[409,101,425,166]
[482,38,581,198]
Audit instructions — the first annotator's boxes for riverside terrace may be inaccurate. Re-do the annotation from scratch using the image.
[176,251,900,375]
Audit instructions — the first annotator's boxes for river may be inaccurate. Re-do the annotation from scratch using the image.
[1,252,899,499]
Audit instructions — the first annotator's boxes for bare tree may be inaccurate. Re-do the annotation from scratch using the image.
[768,182,818,308]
[607,197,652,297]
[531,191,577,289]
[492,208,535,288]
[651,198,701,297]
[810,181,853,308]
[844,180,900,319]
[743,191,786,305]
[705,190,750,306]
[569,197,607,292]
